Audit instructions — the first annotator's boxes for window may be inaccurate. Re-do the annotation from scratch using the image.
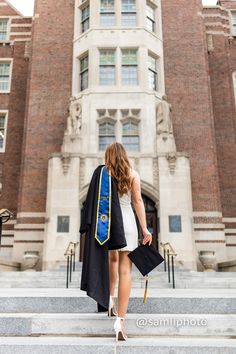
[81,4,90,33]
[99,49,116,85]
[0,19,8,41]
[233,72,236,105]
[122,120,139,151]
[148,53,158,90]
[100,0,115,26]
[0,112,7,151]
[231,12,236,35]
[121,49,138,85]
[79,54,89,91]
[0,62,11,92]
[99,121,116,150]
[121,0,136,27]
[146,3,155,32]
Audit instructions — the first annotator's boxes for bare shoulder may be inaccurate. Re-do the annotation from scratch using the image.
[130,168,140,183]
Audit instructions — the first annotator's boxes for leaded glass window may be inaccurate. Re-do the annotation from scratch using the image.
[122,120,139,151]
[100,0,115,26]
[121,0,136,27]
[121,49,138,85]
[99,121,116,150]
[99,49,116,85]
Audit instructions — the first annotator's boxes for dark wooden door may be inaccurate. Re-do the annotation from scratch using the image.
[80,193,159,261]
[132,194,159,251]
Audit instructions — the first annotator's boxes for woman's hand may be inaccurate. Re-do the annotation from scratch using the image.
[142,228,152,246]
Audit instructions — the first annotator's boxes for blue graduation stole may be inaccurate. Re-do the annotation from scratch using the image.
[94,166,111,245]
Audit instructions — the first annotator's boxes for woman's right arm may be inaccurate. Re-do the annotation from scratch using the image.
[130,170,152,245]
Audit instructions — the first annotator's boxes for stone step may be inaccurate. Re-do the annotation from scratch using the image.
[0,288,235,314]
[0,313,235,337]
[0,270,236,288]
[0,336,235,353]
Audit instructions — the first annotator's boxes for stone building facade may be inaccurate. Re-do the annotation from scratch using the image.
[0,0,235,271]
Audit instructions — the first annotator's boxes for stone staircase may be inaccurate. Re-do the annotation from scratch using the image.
[0,263,235,353]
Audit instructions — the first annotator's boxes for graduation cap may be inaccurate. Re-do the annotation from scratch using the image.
[128,243,165,303]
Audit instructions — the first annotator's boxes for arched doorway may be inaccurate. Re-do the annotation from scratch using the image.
[79,193,159,261]
[132,194,159,251]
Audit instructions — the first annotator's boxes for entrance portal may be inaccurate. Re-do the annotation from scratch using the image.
[133,194,159,251]
[79,193,159,261]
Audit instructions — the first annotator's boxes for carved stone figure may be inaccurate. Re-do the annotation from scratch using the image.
[66,96,82,136]
[156,95,173,135]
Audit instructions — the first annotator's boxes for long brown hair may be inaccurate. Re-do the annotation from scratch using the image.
[105,142,132,197]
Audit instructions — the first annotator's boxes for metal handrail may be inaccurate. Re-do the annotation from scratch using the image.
[64,241,79,288]
[160,242,177,288]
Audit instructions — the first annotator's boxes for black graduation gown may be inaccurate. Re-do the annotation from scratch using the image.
[79,164,127,310]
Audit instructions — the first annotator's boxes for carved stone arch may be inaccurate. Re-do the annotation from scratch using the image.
[140,179,159,208]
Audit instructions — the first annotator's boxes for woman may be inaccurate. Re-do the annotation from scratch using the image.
[104,142,152,341]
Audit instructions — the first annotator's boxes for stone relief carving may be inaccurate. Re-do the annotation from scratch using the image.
[60,153,71,175]
[65,96,82,137]
[156,95,173,135]
[166,152,177,175]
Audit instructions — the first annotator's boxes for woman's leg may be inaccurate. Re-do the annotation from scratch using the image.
[117,251,132,319]
[108,250,119,297]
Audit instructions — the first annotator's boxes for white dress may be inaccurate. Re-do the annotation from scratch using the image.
[116,189,139,252]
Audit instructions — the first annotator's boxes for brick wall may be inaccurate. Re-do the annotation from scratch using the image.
[0,2,31,215]
[17,0,74,214]
[203,0,236,217]
[161,0,222,214]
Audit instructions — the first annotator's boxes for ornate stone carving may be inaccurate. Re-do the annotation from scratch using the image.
[65,96,82,138]
[152,157,159,190]
[120,108,141,122]
[97,109,117,122]
[156,95,173,135]
[166,152,177,175]
[60,153,71,175]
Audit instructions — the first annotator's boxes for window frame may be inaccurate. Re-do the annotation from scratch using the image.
[100,0,116,27]
[148,52,158,91]
[232,71,236,106]
[79,52,89,91]
[121,48,138,86]
[80,2,90,34]
[0,110,8,153]
[99,48,116,86]
[146,2,156,33]
[121,119,140,151]
[98,119,116,151]
[230,11,236,36]
[121,0,137,27]
[0,59,13,93]
[0,18,10,42]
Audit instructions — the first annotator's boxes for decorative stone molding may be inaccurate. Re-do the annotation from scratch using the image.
[166,152,177,175]
[152,157,159,190]
[60,153,71,175]
[96,109,117,123]
[120,108,141,123]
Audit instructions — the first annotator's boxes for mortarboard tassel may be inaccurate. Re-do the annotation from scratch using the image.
[143,275,149,303]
